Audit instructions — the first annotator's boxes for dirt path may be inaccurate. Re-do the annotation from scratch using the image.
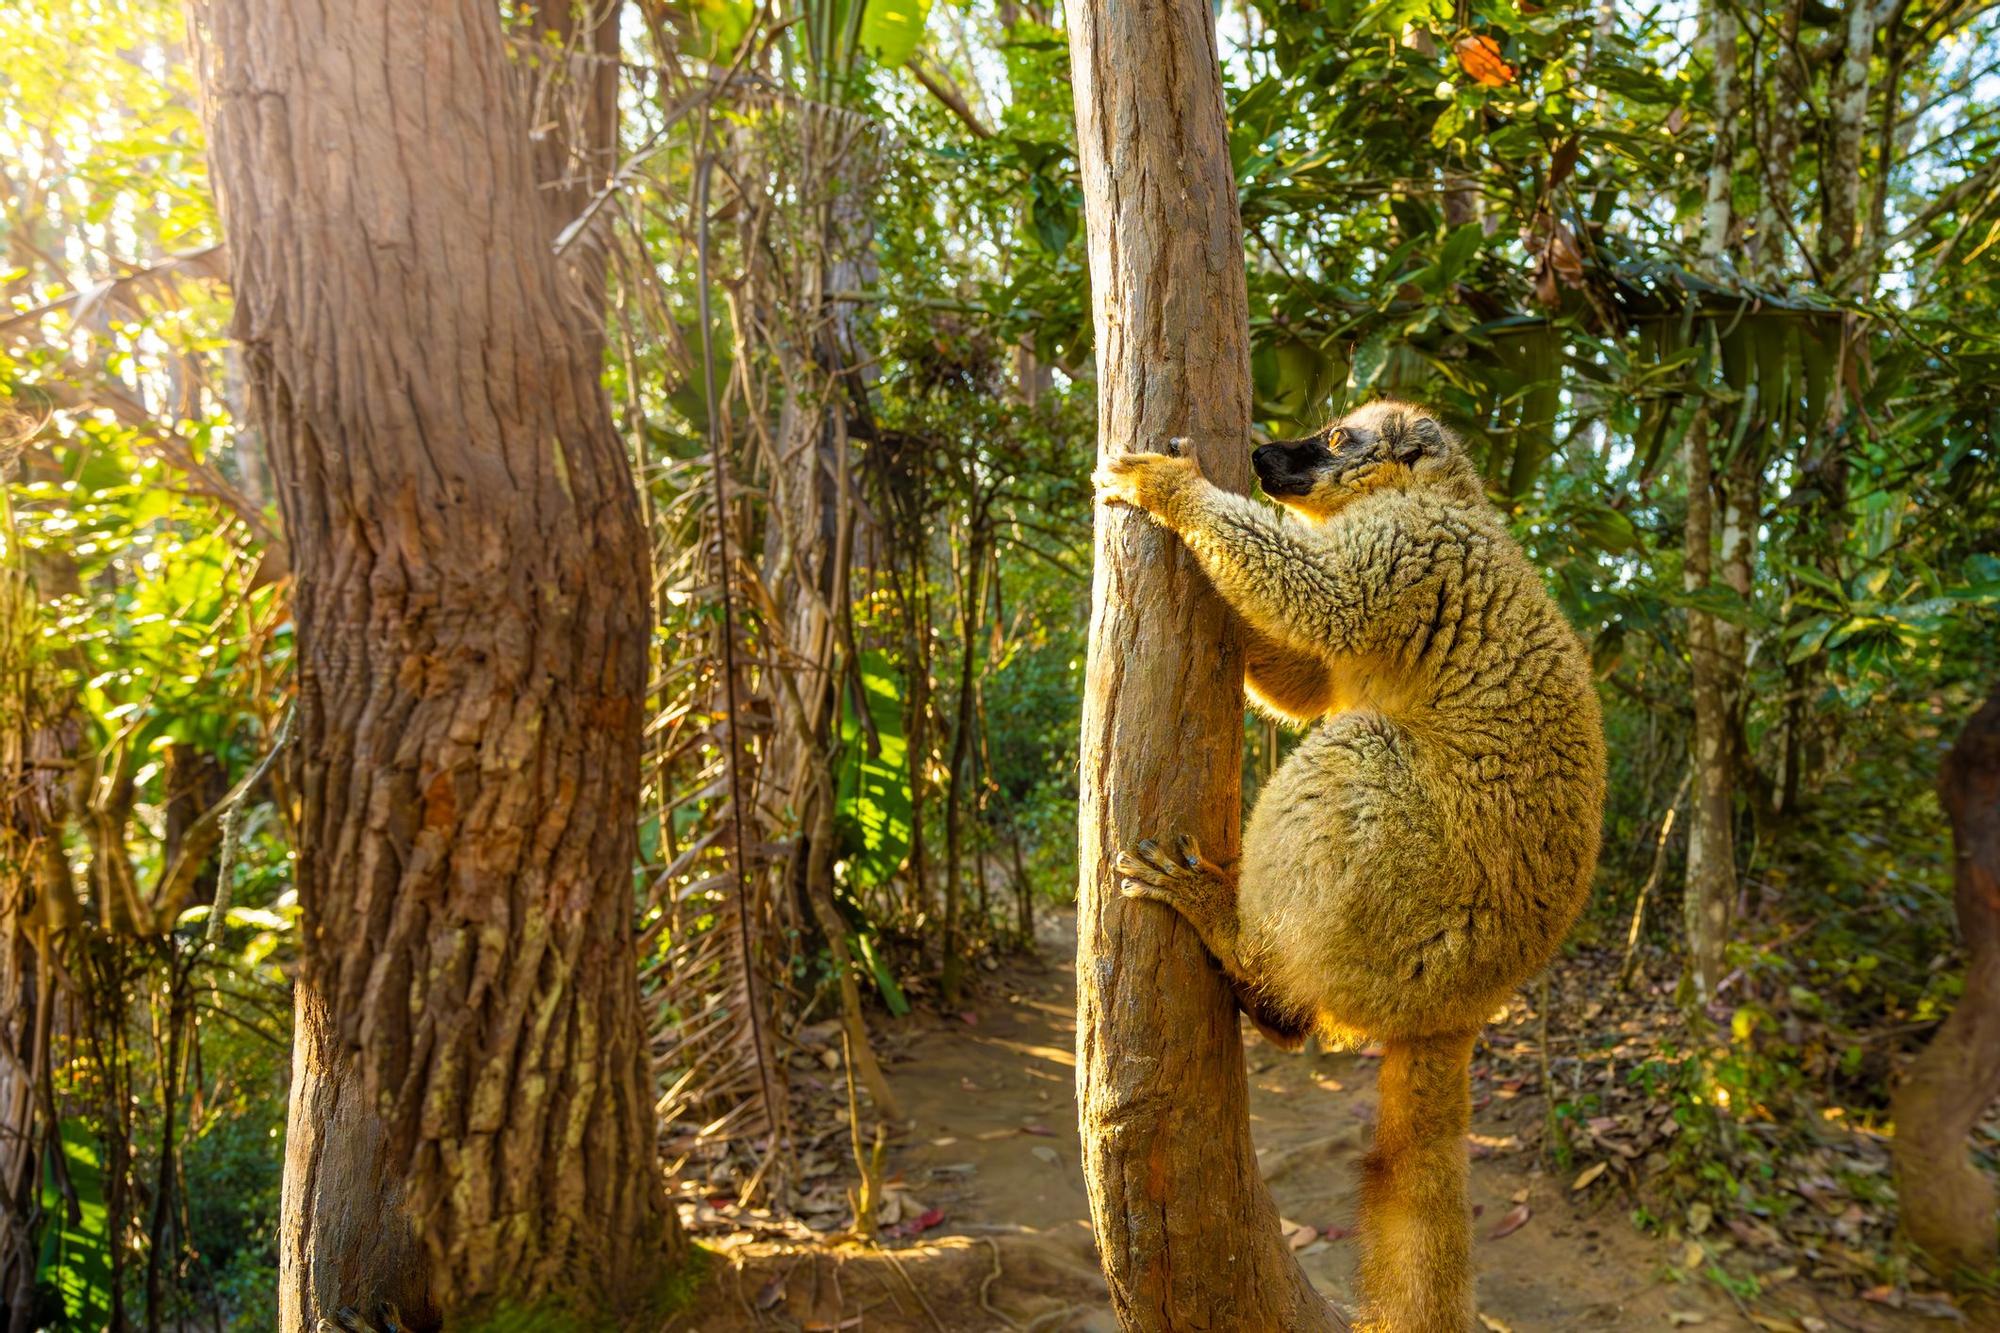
[683,911,1952,1331]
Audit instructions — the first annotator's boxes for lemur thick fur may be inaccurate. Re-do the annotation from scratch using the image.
[1093,400,1606,1333]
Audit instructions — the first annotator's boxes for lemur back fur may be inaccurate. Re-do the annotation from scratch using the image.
[1095,400,1607,1333]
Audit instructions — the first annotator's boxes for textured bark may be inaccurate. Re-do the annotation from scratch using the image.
[186,3,680,1325]
[1683,414,1736,1004]
[1891,687,2000,1278]
[1066,2,1341,1326]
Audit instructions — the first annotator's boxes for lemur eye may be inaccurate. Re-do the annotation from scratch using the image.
[1327,428,1348,449]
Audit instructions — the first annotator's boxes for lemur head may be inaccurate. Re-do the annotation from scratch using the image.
[1252,400,1473,521]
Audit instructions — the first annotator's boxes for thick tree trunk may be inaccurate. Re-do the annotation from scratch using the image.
[1891,686,2000,1279]
[187,3,681,1326]
[1066,2,1341,1326]
[1684,413,1736,1004]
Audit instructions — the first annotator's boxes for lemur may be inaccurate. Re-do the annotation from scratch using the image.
[1093,400,1606,1333]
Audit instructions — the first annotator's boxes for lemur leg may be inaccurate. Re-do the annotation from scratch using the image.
[1115,834,1312,1049]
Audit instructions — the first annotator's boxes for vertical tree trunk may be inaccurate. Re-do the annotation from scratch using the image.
[187,3,681,1326]
[1716,442,1763,810]
[1891,686,2000,1279]
[1066,3,1341,1326]
[1701,0,1740,262]
[1821,0,1881,284]
[1684,412,1736,1003]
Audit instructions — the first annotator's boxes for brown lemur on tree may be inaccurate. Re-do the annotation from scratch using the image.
[1093,400,1606,1333]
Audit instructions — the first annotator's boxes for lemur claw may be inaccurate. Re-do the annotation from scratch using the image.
[1173,831,1203,868]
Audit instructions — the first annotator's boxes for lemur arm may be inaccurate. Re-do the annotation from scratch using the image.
[1098,458,1398,662]
[1243,624,1332,724]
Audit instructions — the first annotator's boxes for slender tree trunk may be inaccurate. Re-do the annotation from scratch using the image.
[1683,412,1736,1004]
[1716,441,1763,812]
[1066,2,1341,1325]
[1701,0,1741,263]
[941,517,986,1005]
[1821,0,1881,284]
[187,3,681,1325]
[1751,0,1807,282]
[1891,686,2000,1281]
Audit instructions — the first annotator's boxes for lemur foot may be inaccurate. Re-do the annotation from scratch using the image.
[1115,833,1243,974]
[316,1304,404,1333]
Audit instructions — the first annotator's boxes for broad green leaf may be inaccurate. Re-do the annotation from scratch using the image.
[860,0,931,66]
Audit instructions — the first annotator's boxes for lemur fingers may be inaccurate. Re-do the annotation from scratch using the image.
[1115,835,1244,976]
[1091,450,1204,517]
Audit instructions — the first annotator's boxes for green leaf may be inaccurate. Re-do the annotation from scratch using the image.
[836,650,913,886]
[39,1122,112,1328]
[859,0,931,66]
[855,930,911,1016]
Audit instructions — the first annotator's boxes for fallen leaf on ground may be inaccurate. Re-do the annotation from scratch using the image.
[1570,1161,1608,1192]
[885,1206,946,1239]
[1665,1313,1707,1327]
[1488,1203,1532,1239]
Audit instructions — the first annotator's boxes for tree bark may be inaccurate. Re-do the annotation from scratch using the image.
[1891,686,2000,1279]
[1683,411,1736,1005]
[1066,2,1342,1326]
[187,3,681,1325]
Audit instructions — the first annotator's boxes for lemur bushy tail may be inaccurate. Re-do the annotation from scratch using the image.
[1359,1031,1479,1333]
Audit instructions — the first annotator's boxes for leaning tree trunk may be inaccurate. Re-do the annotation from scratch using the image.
[187,3,681,1327]
[1891,686,2000,1280]
[1066,2,1342,1326]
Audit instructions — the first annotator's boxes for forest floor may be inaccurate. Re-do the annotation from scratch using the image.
[669,911,1967,1332]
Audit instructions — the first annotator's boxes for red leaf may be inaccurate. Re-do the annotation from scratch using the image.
[1455,35,1517,88]
[888,1207,947,1239]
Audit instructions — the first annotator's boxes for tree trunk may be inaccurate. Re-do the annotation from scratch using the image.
[187,3,681,1325]
[1683,411,1736,1004]
[1821,0,1881,286]
[1716,441,1763,815]
[1701,0,1740,262]
[1066,2,1342,1326]
[1891,686,2000,1280]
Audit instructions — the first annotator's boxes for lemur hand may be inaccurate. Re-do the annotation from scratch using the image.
[1092,438,1203,520]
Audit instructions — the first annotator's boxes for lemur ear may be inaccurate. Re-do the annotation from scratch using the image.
[1393,415,1447,463]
